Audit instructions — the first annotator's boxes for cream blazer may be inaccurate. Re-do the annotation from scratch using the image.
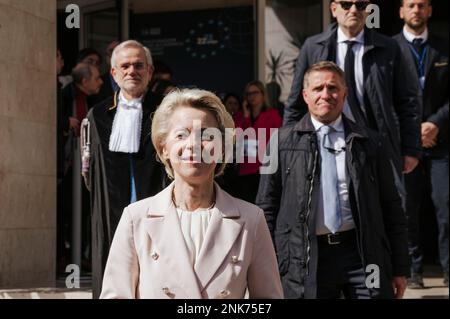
[100,182,283,299]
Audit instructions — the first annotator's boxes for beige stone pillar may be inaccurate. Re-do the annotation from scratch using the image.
[0,0,56,288]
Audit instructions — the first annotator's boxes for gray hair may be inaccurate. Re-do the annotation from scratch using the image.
[72,62,94,85]
[110,40,153,68]
[151,89,235,179]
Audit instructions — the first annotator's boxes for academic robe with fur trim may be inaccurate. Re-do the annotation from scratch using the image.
[87,90,165,298]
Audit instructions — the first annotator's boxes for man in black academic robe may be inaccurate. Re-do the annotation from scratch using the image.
[85,40,165,298]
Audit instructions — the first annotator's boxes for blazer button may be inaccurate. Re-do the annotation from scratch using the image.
[231,256,239,264]
[162,287,175,298]
[219,289,230,298]
[151,251,159,260]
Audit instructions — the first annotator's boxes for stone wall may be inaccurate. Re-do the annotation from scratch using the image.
[0,0,56,288]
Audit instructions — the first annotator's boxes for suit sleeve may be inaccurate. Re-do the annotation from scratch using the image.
[375,138,410,277]
[427,99,449,132]
[100,207,139,299]
[247,210,284,299]
[392,42,422,159]
[283,39,311,126]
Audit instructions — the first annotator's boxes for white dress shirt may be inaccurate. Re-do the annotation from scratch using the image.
[402,26,429,44]
[336,27,365,122]
[311,115,356,235]
[108,92,144,153]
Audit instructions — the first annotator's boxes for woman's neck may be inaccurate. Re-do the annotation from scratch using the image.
[173,179,215,211]
[251,103,263,118]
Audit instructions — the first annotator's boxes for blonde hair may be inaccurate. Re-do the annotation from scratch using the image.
[151,88,235,179]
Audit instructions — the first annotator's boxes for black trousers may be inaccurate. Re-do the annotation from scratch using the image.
[316,230,372,299]
[405,156,449,274]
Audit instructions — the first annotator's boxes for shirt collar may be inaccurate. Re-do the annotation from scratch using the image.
[403,26,428,43]
[311,114,344,133]
[118,91,143,105]
[337,27,365,44]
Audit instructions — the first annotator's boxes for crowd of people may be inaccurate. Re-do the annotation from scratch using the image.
[56,0,448,299]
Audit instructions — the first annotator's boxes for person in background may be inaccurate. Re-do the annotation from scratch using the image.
[223,93,242,118]
[77,48,102,68]
[85,40,165,298]
[149,59,173,92]
[217,93,242,197]
[92,40,120,105]
[394,0,449,288]
[234,81,282,203]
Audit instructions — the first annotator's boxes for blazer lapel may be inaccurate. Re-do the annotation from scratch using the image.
[194,184,244,291]
[143,183,202,298]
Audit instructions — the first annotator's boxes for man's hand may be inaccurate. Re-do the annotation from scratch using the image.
[421,122,439,148]
[392,276,407,299]
[403,156,419,174]
[69,117,80,131]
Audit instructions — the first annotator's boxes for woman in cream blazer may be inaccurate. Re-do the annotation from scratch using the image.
[100,89,283,299]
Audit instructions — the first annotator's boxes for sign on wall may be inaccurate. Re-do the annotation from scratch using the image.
[132,6,254,98]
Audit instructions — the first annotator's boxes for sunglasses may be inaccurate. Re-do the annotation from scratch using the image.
[335,1,370,11]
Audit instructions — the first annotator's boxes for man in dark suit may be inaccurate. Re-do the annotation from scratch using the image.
[85,40,165,298]
[394,0,449,288]
[257,61,409,299]
[284,1,422,190]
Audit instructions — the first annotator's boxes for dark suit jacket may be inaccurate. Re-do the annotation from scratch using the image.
[284,23,422,173]
[394,32,449,158]
[257,114,409,298]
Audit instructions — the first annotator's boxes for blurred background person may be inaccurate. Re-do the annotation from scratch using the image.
[394,0,449,288]
[234,80,282,203]
[92,40,120,105]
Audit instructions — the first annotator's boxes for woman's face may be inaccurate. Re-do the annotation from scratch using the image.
[225,96,240,115]
[162,106,221,184]
[245,85,264,109]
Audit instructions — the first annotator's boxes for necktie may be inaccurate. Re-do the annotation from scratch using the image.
[344,41,366,125]
[412,38,424,56]
[319,126,342,234]
[129,156,137,203]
